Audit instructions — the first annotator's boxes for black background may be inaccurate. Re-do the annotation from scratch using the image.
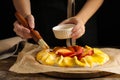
[0,0,16,39]
[0,0,120,47]
[97,0,120,47]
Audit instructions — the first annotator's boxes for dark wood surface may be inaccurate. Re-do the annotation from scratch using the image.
[0,56,120,80]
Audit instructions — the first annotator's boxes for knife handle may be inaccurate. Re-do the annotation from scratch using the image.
[15,12,41,42]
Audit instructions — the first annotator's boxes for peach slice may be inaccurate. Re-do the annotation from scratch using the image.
[54,48,74,57]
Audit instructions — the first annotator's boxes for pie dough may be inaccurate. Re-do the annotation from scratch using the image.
[36,45,109,67]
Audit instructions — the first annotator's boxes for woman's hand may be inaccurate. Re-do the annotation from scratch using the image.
[13,14,35,39]
[59,17,85,40]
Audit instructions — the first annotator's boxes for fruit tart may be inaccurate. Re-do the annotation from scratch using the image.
[36,45,109,67]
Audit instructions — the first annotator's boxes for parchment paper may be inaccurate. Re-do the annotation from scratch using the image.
[9,42,120,74]
[0,36,23,52]
[0,36,25,59]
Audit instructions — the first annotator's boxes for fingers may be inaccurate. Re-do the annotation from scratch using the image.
[26,15,35,29]
[59,17,77,25]
[71,24,85,40]
[13,14,35,39]
[13,21,32,39]
[59,17,85,40]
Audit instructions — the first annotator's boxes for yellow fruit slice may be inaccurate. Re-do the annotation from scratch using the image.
[36,50,48,61]
[83,56,97,67]
[56,56,66,67]
[85,45,92,50]
[45,52,57,65]
[63,57,75,67]
[74,56,87,67]
[82,48,110,67]
[93,48,109,63]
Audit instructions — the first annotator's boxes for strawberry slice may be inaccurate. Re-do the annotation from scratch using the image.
[78,49,94,60]
[85,49,94,56]
[67,46,75,52]
[69,45,84,57]
[75,45,84,53]
[81,49,94,57]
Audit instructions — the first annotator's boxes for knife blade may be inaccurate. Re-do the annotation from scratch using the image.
[15,12,49,49]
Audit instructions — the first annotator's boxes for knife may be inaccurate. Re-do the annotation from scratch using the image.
[15,12,49,49]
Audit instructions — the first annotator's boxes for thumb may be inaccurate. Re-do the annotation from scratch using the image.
[26,15,35,29]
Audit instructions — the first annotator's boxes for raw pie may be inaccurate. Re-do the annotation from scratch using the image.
[36,45,109,67]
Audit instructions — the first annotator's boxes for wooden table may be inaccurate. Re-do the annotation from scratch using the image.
[0,56,120,80]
